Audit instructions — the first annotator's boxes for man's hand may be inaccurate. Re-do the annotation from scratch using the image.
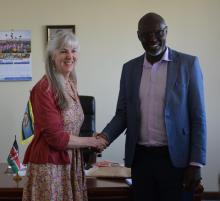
[183,166,201,191]
[93,133,109,152]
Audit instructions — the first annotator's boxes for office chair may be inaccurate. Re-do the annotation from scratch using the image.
[79,95,97,167]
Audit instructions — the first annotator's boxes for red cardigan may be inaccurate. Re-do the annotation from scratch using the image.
[23,76,70,165]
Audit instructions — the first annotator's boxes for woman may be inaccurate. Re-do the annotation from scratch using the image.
[22,31,107,201]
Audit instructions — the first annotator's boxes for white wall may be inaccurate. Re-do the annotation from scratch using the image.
[0,0,219,191]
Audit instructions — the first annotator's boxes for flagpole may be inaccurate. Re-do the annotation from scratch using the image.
[11,135,22,181]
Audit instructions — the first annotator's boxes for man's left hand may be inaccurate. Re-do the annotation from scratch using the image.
[183,166,201,191]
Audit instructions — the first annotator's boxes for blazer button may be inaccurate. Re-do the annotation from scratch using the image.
[165,112,170,118]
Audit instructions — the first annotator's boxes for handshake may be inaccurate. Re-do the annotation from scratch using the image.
[87,133,109,153]
[68,132,109,151]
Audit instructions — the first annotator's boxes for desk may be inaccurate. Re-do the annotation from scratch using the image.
[0,163,130,201]
[0,163,203,201]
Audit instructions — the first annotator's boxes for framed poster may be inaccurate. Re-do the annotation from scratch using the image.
[0,30,32,81]
[46,25,75,41]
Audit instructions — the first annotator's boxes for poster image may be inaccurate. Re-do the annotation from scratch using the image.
[0,30,32,81]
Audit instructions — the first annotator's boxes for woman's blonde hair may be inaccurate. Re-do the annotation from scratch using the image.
[45,30,80,110]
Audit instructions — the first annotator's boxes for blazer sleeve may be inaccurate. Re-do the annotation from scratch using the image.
[31,80,70,151]
[102,64,127,143]
[188,57,207,165]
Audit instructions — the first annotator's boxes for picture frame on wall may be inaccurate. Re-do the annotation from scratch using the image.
[46,25,75,41]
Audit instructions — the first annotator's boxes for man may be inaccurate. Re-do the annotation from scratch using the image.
[99,12,206,201]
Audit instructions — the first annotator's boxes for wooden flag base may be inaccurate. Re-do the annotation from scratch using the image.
[13,173,22,182]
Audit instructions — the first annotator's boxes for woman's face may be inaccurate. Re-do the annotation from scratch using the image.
[53,46,79,78]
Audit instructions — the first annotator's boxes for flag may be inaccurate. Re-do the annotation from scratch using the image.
[7,137,21,173]
[21,99,34,144]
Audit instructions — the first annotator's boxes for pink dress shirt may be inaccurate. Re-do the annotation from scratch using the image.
[138,48,170,146]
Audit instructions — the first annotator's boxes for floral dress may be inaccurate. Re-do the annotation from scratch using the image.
[22,80,87,201]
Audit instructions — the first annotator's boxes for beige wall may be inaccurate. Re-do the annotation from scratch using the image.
[0,0,219,191]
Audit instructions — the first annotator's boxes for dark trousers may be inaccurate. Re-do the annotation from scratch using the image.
[131,145,186,201]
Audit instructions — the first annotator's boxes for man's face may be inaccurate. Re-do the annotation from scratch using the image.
[138,21,167,57]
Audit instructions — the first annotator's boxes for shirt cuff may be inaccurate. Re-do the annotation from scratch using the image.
[190,162,203,168]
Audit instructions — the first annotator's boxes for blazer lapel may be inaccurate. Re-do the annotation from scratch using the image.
[133,54,144,101]
[165,49,179,105]
[132,54,144,120]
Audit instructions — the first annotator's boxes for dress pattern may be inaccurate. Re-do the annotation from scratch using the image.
[22,80,87,201]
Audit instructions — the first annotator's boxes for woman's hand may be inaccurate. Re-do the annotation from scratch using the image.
[67,135,108,150]
[88,136,108,151]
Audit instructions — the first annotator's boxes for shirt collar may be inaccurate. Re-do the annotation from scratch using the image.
[143,47,171,67]
[162,47,171,62]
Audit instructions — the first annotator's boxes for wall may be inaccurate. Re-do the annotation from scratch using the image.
[0,0,219,191]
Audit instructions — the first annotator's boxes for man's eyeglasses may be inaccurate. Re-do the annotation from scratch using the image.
[138,26,167,39]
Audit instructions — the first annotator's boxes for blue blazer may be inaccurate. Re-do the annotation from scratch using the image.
[103,48,207,168]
